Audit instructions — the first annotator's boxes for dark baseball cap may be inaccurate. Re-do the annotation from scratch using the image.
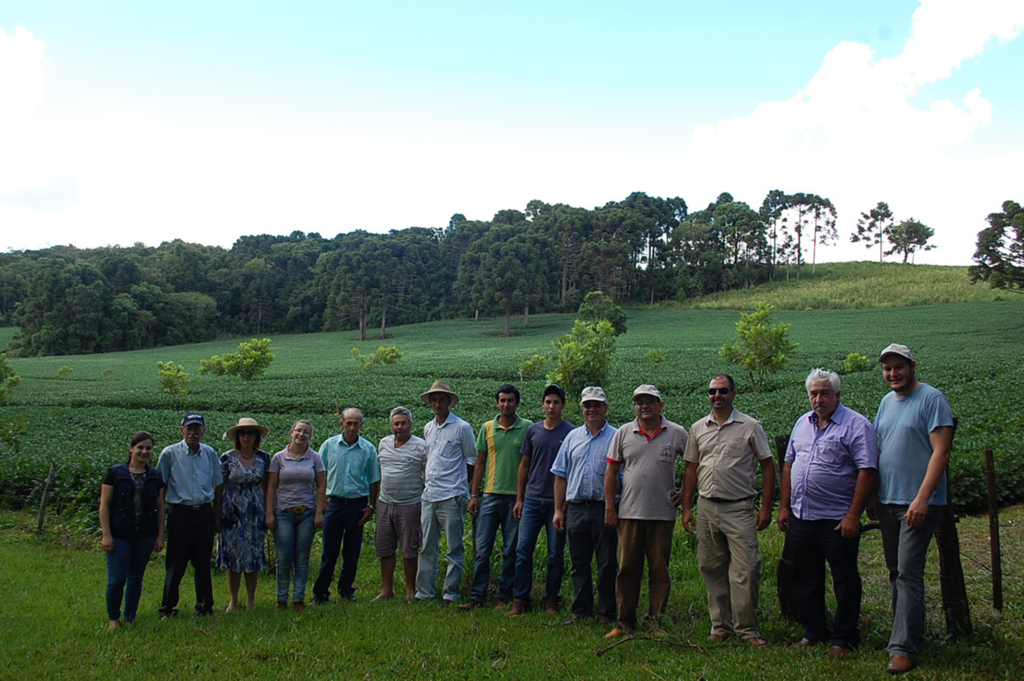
[181,412,205,427]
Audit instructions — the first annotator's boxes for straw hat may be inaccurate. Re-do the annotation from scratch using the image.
[420,380,460,406]
[223,417,269,440]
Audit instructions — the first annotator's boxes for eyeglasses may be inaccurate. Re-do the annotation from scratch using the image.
[634,399,659,406]
[708,387,733,396]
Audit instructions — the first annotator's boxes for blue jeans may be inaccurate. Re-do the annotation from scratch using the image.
[273,507,316,604]
[312,497,366,600]
[879,503,941,660]
[106,535,157,621]
[513,497,565,602]
[416,496,468,602]
[469,493,518,603]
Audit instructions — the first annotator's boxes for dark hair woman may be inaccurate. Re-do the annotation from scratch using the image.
[99,431,166,630]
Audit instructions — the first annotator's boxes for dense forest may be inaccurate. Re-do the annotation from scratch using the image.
[0,189,942,356]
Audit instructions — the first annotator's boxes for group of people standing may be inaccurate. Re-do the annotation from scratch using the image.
[98,343,951,675]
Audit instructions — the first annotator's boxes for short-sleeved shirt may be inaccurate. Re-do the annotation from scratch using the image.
[785,403,878,520]
[422,412,477,503]
[521,420,575,502]
[157,439,224,506]
[875,382,954,506]
[607,416,688,521]
[551,421,620,503]
[475,415,531,496]
[378,434,428,506]
[319,434,381,498]
[269,447,324,508]
[684,409,773,502]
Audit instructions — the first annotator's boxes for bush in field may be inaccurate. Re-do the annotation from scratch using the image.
[157,361,190,398]
[351,346,402,372]
[0,353,20,406]
[200,338,275,380]
[645,348,667,363]
[518,354,547,381]
[102,368,115,380]
[577,291,627,336]
[548,320,616,400]
[720,302,798,393]
[58,366,74,379]
[843,352,872,374]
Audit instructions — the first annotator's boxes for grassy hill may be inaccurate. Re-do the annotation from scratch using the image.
[672,261,1008,310]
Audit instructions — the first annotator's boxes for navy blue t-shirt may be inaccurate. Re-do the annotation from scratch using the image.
[521,420,575,501]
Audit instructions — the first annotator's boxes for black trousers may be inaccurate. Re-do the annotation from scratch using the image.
[160,503,216,615]
[566,501,618,621]
[789,515,863,649]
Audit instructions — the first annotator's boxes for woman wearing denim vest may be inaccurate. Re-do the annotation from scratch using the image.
[99,431,166,630]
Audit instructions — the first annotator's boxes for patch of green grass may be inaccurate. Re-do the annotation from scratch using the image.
[0,326,16,353]
[1,504,1021,680]
[673,262,1008,310]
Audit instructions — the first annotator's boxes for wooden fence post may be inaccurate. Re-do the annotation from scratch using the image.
[983,450,1002,612]
[36,462,59,534]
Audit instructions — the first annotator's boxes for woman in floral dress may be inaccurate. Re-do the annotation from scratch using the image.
[218,417,271,611]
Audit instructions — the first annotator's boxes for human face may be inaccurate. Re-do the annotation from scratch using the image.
[497,392,519,418]
[128,439,154,467]
[582,400,608,429]
[341,411,363,443]
[542,394,565,421]
[881,355,917,395]
[290,422,312,450]
[807,380,839,422]
[391,414,412,443]
[180,423,204,449]
[429,393,452,419]
[633,395,664,422]
[708,378,736,413]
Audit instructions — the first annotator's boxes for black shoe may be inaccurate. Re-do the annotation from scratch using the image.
[158,607,179,619]
[311,596,329,605]
[341,594,357,602]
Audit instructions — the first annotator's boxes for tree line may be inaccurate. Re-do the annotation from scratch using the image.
[0,190,941,356]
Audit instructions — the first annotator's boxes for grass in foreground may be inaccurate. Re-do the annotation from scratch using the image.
[1,503,1021,681]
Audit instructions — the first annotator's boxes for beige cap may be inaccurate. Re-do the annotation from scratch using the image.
[580,386,608,404]
[632,384,662,401]
[878,343,914,363]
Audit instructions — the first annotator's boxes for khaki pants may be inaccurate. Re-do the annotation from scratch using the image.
[695,496,762,639]
[615,518,675,629]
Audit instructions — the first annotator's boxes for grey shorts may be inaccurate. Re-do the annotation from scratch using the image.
[374,501,422,559]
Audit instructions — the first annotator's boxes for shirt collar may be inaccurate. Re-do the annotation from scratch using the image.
[704,409,739,426]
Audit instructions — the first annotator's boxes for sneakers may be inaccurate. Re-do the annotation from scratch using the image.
[505,599,529,617]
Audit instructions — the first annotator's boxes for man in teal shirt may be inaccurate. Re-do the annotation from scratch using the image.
[312,408,381,603]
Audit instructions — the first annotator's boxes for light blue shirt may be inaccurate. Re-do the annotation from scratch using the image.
[422,413,476,503]
[319,434,380,498]
[785,403,878,520]
[157,439,223,506]
[550,422,620,503]
[875,382,953,506]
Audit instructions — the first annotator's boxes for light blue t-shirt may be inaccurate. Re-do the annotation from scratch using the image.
[875,382,953,506]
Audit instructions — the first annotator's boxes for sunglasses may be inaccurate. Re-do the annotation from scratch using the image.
[238,430,258,437]
[708,387,733,396]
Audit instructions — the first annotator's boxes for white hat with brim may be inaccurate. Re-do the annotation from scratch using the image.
[420,380,460,406]
[224,417,269,440]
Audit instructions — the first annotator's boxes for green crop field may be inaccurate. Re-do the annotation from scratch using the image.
[1,299,1023,679]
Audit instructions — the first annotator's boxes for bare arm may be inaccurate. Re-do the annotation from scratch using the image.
[468,450,487,515]
[513,454,531,520]
[264,472,279,530]
[314,470,327,529]
[756,456,776,531]
[360,481,379,526]
[679,462,698,534]
[837,467,878,538]
[154,488,166,552]
[99,484,115,553]
[553,476,568,532]
[604,460,620,527]
[906,426,953,526]
[777,461,792,533]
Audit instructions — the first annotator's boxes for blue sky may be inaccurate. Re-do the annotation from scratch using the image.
[1,1,1021,265]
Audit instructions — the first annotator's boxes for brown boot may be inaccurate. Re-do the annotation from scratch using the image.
[543,599,559,615]
[505,599,529,617]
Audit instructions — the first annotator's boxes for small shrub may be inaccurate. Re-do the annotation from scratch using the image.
[843,352,872,374]
[0,353,20,405]
[518,354,547,381]
[720,301,798,393]
[57,366,74,379]
[157,361,190,398]
[199,338,275,380]
[645,348,667,363]
[548,319,616,400]
[0,415,27,453]
[352,346,402,372]
[101,368,114,381]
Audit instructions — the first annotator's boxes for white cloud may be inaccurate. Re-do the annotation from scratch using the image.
[678,0,1024,265]
[0,27,53,194]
